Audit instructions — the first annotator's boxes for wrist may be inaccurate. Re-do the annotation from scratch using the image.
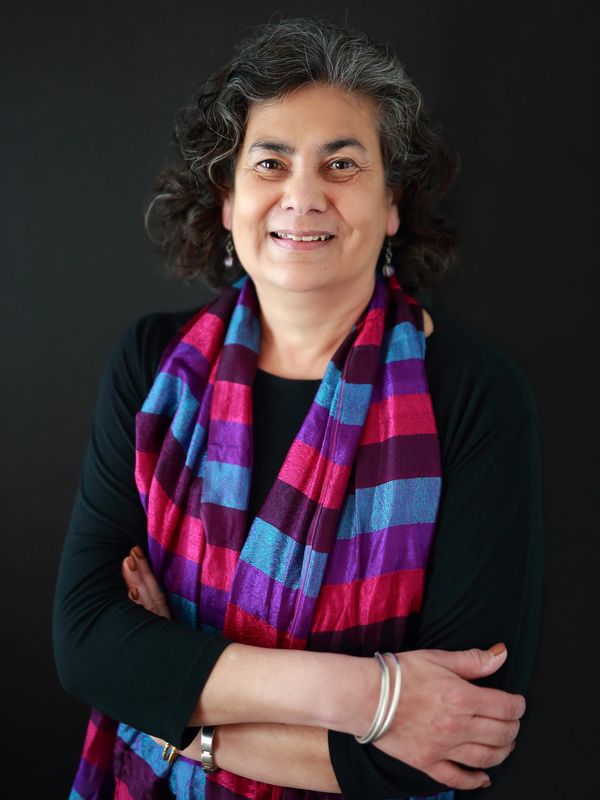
[321,652,382,736]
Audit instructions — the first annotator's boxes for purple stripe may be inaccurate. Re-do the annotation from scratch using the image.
[201,502,248,549]
[199,583,228,630]
[147,537,199,604]
[387,292,420,328]
[90,708,117,730]
[343,342,381,384]
[258,480,341,547]
[324,522,436,584]
[356,433,442,487]
[298,401,364,467]
[230,559,316,638]
[72,756,114,800]
[372,358,428,402]
[207,419,253,468]
[162,340,212,399]
[136,411,172,454]
[113,734,172,799]
[308,614,412,657]
[216,342,257,385]
[144,427,194,499]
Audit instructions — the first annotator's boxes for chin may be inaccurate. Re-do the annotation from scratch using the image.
[255,263,339,294]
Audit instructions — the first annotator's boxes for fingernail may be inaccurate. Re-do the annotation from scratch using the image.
[482,779,492,788]
[489,642,506,657]
[130,587,139,600]
[127,555,137,571]
[511,741,517,751]
[133,546,145,559]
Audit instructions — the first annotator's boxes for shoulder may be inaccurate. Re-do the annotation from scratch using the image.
[425,308,539,424]
[423,308,540,469]
[107,307,202,398]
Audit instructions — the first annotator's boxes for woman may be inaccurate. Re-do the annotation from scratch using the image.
[53,18,543,800]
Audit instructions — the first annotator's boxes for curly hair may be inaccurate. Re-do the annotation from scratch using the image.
[144,17,460,292]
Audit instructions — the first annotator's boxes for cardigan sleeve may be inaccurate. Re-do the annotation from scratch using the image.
[52,317,233,749]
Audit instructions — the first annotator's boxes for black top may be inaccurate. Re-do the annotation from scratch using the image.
[53,304,543,799]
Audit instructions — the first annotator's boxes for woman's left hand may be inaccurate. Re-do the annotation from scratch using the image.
[121,546,171,620]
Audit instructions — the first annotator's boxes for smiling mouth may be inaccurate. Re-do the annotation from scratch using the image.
[270,232,334,242]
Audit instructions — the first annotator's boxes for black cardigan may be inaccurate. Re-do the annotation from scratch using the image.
[53,305,543,799]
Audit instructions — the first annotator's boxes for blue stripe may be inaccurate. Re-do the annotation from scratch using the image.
[336,381,373,425]
[185,421,207,472]
[314,361,341,409]
[381,321,425,363]
[117,723,207,797]
[141,372,184,416]
[168,593,197,627]
[202,460,250,509]
[241,518,327,596]
[336,492,358,539]
[224,303,260,352]
[355,477,442,532]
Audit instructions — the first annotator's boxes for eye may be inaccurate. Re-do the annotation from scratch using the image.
[328,158,356,170]
[256,158,284,170]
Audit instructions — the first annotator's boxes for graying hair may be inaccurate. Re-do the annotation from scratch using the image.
[145,17,460,290]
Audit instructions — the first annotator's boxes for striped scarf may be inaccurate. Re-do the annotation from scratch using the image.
[70,274,448,800]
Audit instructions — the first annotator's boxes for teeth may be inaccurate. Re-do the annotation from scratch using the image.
[274,232,331,241]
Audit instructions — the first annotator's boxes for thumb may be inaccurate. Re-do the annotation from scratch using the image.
[428,643,508,680]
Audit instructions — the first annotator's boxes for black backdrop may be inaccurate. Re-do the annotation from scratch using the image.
[2,1,599,797]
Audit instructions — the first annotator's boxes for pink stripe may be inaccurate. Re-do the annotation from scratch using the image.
[212,765,285,799]
[114,777,135,800]
[81,717,114,770]
[223,603,306,649]
[135,450,158,496]
[211,380,252,424]
[147,480,204,559]
[200,541,238,592]
[181,310,224,361]
[356,306,385,345]
[361,392,437,444]
[312,569,424,632]
[278,439,351,507]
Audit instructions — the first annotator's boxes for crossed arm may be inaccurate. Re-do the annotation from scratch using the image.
[122,548,522,794]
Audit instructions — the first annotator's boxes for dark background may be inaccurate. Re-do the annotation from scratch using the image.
[2,1,598,797]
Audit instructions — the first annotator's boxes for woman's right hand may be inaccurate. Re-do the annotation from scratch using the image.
[368,645,523,790]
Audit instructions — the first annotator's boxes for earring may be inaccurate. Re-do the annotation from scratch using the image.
[382,238,394,278]
[224,233,234,269]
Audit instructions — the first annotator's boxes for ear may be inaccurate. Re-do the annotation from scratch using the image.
[386,201,400,237]
[221,195,232,230]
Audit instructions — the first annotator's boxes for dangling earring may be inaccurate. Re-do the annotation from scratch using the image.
[224,233,234,269]
[382,238,395,278]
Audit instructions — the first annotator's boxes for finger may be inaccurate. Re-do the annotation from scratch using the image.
[428,760,490,791]
[469,685,526,721]
[448,740,516,770]
[424,644,508,681]
[468,716,520,747]
[121,556,139,594]
[129,548,171,619]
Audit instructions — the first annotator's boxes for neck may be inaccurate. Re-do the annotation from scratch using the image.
[253,274,377,380]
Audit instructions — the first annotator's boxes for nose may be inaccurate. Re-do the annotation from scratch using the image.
[280,168,328,215]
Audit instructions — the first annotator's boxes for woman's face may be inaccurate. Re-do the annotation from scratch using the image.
[222,84,400,296]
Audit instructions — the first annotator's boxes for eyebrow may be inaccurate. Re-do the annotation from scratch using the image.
[248,137,367,155]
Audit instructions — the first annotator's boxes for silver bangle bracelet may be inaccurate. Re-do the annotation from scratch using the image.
[376,652,402,740]
[199,725,219,773]
[354,651,390,744]
[354,651,402,745]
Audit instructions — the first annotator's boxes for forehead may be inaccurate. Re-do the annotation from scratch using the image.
[240,84,382,151]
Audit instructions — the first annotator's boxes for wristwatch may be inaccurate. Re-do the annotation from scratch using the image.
[199,726,219,773]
